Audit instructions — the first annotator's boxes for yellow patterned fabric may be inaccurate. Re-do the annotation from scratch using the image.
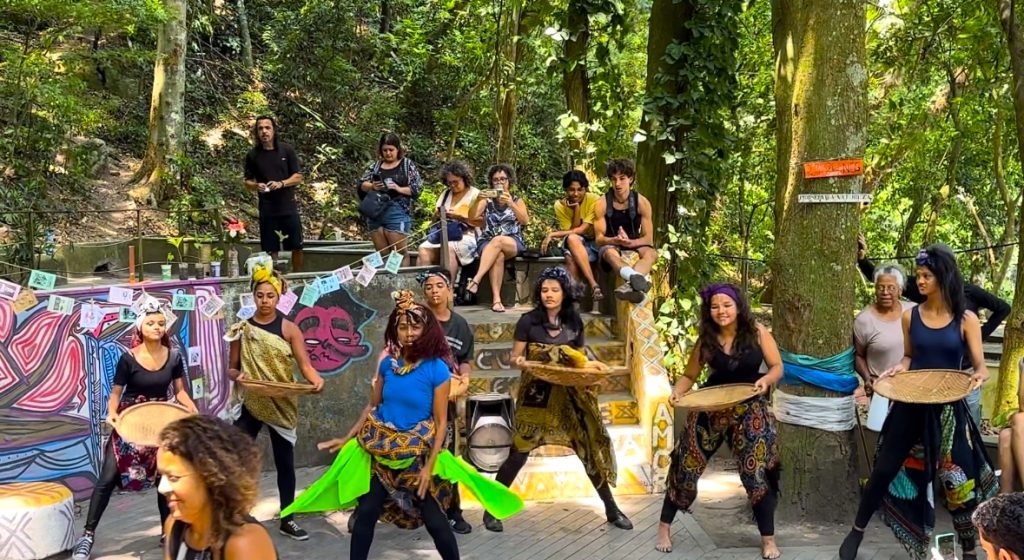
[227,320,298,429]
[251,264,281,294]
[513,343,617,487]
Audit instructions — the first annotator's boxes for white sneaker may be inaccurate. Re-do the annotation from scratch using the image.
[72,534,94,560]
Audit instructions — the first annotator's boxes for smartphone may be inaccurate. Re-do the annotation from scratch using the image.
[370,172,382,183]
[479,189,501,199]
[933,533,957,560]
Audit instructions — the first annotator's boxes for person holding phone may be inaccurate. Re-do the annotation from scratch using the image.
[542,170,602,301]
[466,164,529,313]
[357,133,423,266]
[417,161,482,282]
[839,245,998,560]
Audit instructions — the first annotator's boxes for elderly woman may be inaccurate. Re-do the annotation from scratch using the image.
[465,164,529,313]
[357,132,423,266]
[417,161,482,282]
[853,264,914,410]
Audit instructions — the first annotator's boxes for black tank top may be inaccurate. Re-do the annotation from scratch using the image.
[604,191,642,239]
[703,345,765,387]
[168,516,277,560]
[249,313,284,338]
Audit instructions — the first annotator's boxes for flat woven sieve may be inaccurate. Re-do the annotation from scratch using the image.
[116,402,192,447]
[872,369,972,404]
[237,376,318,398]
[521,360,609,387]
[674,383,760,412]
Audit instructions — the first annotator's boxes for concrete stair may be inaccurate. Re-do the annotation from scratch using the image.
[456,306,654,499]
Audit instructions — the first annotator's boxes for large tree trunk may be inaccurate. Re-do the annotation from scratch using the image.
[237,0,254,71]
[771,0,865,522]
[993,0,1024,423]
[494,4,533,164]
[132,0,187,205]
[563,0,591,167]
[993,112,1019,290]
[634,0,695,246]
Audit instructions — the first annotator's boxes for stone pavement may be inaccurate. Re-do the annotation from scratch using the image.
[66,466,976,560]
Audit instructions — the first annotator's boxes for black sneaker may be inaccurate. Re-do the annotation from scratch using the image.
[482,512,503,532]
[72,534,94,560]
[450,514,472,534]
[280,519,309,541]
[628,274,651,293]
[614,285,644,304]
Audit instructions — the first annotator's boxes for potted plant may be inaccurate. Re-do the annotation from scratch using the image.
[167,236,189,280]
[223,217,246,278]
[210,247,224,278]
[162,253,174,280]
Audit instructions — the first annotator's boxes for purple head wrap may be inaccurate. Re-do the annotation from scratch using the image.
[699,283,743,307]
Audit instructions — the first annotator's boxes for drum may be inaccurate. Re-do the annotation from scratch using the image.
[465,392,515,473]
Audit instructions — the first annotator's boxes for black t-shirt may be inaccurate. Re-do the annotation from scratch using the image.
[441,312,474,366]
[113,349,185,399]
[513,309,585,347]
[244,143,301,216]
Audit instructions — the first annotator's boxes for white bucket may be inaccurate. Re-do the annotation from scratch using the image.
[866,394,891,432]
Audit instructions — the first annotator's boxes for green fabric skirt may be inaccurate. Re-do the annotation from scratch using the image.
[281,440,523,521]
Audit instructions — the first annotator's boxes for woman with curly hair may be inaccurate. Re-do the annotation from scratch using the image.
[482,267,632,533]
[661,283,783,558]
[158,415,277,560]
[417,161,482,282]
[225,265,324,541]
[71,297,199,560]
[281,291,521,560]
[840,245,996,560]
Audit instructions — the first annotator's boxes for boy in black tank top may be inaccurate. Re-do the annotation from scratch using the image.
[592,158,658,304]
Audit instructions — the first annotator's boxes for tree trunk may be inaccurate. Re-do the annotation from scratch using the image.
[132,0,187,205]
[380,0,392,34]
[563,0,591,167]
[993,111,1018,290]
[771,0,865,522]
[495,4,532,164]
[237,0,254,71]
[634,0,695,246]
[923,69,964,243]
[993,0,1024,423]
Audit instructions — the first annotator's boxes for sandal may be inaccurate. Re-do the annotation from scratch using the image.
[592,285,604,301]
[491,302,506,313]
[466,278,480,295]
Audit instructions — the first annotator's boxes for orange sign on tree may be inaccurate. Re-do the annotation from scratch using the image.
[803,158,864,179]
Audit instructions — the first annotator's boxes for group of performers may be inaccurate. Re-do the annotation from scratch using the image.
[67,240,1004,560]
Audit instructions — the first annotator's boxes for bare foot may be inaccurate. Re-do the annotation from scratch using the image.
[655,522,672,553]
[761,536,781,559]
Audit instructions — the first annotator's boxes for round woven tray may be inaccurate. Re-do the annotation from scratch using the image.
[116,402,192,447]
[521,360,609,387]
[673,383,760,412]
[872,369,972,404]
[237,376,319,397]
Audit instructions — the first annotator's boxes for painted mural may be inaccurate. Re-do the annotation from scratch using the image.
[288,285,375,376]
[0,282,229,499]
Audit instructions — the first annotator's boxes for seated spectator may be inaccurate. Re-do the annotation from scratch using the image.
[999,360,1024,493]
[417,161,482,282]
[593,158,657,303]
[542,170,602,301]
[973,493,1024,560]
[466,164,529,313]
[356,133,422,266]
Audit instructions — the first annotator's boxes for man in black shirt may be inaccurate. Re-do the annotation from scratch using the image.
[244,116,305,271]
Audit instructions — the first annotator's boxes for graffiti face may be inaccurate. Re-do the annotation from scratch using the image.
[295,305,370,373]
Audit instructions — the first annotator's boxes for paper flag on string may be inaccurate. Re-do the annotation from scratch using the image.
[0,279,21,301]
[236,305,256,320]
[28,270,57,291]
[299,283,321,307]
[363,252,384,269]
[46,295,74,316]
[171,294,196,311]
[384,251,402,274]
[318,274,341,294]
[276,291,298,315]
[108,286,134,306]
[355,265,376,287]
[118,307,138,323]
[200,293,224,319]
[334,266,354,284]
[239,293,255,309]
[191,378,205,399]
[188,346,201,367]
[79,303,103,329]
[11,288,38,313]
[162,306,178,330]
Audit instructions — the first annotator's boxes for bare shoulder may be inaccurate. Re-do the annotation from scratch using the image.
[636,192,653,210]
[224,523,276,560]
[962,310,980,326]
[593,196,607,212]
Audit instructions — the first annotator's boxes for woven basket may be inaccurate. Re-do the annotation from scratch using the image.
[674,383,760,412]
[238,377,319,398]
[521,360,608,387]
[872,369,972,404]
[116,402,192,447]
[449,375,470,399]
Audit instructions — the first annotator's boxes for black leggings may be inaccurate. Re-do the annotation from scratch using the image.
[494,450,620,511]
[659,491,776,536]
[234,406,296,522]
[350,475,459,560]
[84,438,169,533]
[854,405,926,529]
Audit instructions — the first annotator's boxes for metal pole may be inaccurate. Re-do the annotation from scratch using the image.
[136,209,144,282]
[439,211,450,273]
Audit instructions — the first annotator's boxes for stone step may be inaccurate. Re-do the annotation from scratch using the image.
[985,341,1002,362]
[458,306,617,343]
[467,367,633,402]
[471,336,626,372]
[460,424,654,501]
